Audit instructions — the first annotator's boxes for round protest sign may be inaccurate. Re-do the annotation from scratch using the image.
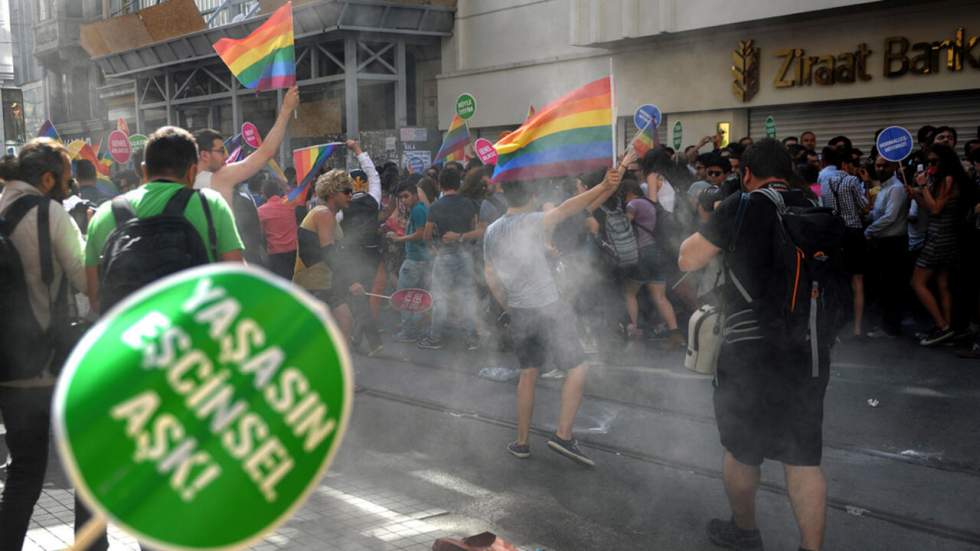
[765,116,777,138]
[876,126,914,162]
[128,134,148,150]
[54,264,353,550]
[633,104,661,131]
[242,122,262,148]
[455,93,477,120]
[474,138,498,165]
[109,130,132,164]
[391,289,433,313]
[672,121,683,150]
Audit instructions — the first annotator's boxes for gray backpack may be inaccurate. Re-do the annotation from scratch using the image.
[597,206,639,268]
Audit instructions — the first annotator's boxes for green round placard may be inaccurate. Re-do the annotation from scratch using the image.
[54,264,353,550]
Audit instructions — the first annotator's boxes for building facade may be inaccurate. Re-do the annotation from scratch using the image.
[24,0,455,169]
[438,0,980,154]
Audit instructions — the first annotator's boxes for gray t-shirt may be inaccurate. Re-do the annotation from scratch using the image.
[484,211,559,309]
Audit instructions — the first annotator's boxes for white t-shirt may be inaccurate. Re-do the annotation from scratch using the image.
[193,170,213,190]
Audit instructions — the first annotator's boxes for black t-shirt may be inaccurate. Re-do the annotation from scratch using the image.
[701,188,812,311]
[428,193,478,252]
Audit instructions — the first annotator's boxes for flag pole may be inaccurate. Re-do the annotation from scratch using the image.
[608,57,617,167]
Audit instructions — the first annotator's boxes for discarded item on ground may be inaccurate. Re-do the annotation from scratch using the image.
[433,531,519,551]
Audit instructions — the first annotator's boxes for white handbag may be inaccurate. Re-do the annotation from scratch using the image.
[685,305,723,375]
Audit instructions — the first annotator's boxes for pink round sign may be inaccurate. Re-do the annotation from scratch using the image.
[108,130,132,164]
[242,122,262,148]
[474,138,498,165]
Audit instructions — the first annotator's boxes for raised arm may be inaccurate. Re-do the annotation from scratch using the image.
[543,167,623,232]
[347,140,382,205]
[213,87,300,193]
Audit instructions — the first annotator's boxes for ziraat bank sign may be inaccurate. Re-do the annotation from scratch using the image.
[733,28,979,101]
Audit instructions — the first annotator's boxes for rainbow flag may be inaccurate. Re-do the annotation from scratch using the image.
[434,114,470,164]
[213,2,296,91]
[492,77,613,183]
[286,142,341,205]
[631,119,656,157]
[37,120,60,141]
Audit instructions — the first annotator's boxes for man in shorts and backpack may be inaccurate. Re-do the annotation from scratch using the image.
[484,167,622,467]
[680,139,843,551]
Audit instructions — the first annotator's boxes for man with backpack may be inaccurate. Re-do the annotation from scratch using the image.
[679,138,846,551]
[0,139,93,550]
[819,146,869,339]
[84,126,244,314]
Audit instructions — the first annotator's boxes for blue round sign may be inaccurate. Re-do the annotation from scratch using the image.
[408,156,426,173]
[634,104,662,131]
[876,126,914,162]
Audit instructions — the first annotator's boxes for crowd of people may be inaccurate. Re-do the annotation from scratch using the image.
[1,90,979,550]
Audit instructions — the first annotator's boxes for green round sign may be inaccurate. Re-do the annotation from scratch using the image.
[765,116,776,139]
[128,134,148,150]
[672,121,683,150]
[455,93,476,120]
[54,265,353,550]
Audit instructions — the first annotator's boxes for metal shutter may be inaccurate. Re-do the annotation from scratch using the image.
[749,90,980,154]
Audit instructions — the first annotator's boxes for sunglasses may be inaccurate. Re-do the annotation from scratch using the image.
[342,188,353,195]
[706,170,724,177]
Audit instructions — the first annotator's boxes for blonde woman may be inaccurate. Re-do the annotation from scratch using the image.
[293,169,364,338]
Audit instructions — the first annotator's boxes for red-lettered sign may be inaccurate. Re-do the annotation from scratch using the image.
[108,130,132,164]
[242,122,262,148]
[390,289,432,313]
[474,138,498,165]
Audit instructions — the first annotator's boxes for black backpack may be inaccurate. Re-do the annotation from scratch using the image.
[0,196,60,381]
[99,188,217,311]
[727,188,848,376]
[341,192,381,250]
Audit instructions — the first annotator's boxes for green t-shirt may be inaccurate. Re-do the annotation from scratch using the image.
[85,181,244,267]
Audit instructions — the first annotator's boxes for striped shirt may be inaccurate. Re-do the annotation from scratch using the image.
[820,170,867,229]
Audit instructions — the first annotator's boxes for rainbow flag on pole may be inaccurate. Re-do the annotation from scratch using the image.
[631,119,656,157]
[434,114,470,164]
[213,2,296,91]
[492,77,613,183]
[37,120,60,142]
[285,142,341,205]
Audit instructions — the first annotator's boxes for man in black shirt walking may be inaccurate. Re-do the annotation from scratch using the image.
[680,139,831,551]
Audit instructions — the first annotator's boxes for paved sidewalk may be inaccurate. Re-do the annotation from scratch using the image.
[17,472,455,551]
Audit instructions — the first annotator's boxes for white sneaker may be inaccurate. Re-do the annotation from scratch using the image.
[541,369,566,379]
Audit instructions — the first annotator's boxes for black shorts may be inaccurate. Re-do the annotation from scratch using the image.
[713,341,830,466]
[311,288,347,309]
[509,302,585,371]
[842,228,867,275]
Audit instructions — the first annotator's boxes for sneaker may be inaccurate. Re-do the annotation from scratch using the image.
[417,336,443,350]
[547,434,595,467]
[706,518,764,551]
[466,336,481,351]
[920,327,955,347]
[507,441,530,459]
[541,368,566,380]
[367,343,384,357]
[393,332,418,343]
